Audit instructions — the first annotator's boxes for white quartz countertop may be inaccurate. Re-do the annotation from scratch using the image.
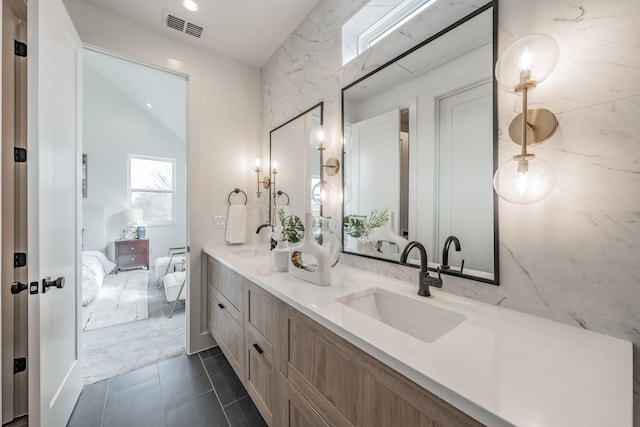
[203,244,632,427]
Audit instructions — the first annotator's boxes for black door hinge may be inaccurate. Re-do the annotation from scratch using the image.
[14,147,27,163]
[14,358,26,374]
[14,253,26,268]
[14,40,26,57]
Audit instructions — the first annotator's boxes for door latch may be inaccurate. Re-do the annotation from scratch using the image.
[14,282,39,294]
[42,276,64,293]
[11,282,27,294]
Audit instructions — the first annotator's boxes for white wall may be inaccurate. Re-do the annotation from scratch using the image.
[63,0,262,353]
[82,57,187,261]
[261,0,640,420]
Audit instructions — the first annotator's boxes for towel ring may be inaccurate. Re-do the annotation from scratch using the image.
[228,188,248,206]
[274,190,290,207]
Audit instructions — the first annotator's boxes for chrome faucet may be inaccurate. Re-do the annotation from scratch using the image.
[399,241,442,297]
[441,235,463,272]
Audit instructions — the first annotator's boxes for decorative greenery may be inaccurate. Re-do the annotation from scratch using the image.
[273,209,304,243]
[343,209,389,239]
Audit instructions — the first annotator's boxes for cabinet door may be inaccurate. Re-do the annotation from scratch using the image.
[245,331,274,425]
[210,295,244,379]
[214,260,244,324]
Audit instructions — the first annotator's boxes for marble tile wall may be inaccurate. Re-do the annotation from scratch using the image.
[261,0,640,419]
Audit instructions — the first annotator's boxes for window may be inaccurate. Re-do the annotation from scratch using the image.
[342,0,437,65]
[128,155,176,225]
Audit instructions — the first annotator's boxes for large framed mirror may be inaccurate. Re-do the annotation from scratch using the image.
[342,3,499,285]
[269,102,323,224]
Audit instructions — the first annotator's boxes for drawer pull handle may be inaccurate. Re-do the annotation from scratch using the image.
[218,303,225,309]
[253,343,264,355]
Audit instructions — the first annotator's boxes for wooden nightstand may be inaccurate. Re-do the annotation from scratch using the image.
[115,239,149,273]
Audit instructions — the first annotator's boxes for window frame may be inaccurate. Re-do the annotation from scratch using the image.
[127,154,177,226]
[342,0,435,65]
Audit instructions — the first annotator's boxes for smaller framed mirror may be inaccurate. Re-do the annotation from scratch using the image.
[269,103,323,223]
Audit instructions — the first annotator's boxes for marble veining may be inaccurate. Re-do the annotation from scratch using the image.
[261,0,640,420]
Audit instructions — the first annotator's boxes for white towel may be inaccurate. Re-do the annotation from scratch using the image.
[225,205,247,244]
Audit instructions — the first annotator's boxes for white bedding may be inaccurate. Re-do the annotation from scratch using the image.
[82,251,115,306]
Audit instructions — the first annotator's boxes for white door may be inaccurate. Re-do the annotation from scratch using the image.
[27,0,82,425]
[436,80,493,273]
[349,109,400,229]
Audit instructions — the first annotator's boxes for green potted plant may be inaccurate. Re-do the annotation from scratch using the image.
[271,209,304,271]
[343,209,389,254]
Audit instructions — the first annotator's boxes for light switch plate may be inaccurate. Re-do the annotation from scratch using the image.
[214,215,226,228]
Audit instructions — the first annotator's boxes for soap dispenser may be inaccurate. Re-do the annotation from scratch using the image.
[288,213,331,286]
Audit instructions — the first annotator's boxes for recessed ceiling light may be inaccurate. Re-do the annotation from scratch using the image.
[146,103,153,109]
[182,0,198,12]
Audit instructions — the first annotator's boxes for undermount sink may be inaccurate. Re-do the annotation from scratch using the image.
[336,288,466,343]
[229,248,269,258]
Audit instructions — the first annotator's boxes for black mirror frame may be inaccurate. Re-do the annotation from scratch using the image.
[340,2,500,286]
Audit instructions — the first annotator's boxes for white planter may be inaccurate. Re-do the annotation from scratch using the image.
[272,243,289,272]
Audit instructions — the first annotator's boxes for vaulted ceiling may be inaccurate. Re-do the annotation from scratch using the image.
[78,0,321,67]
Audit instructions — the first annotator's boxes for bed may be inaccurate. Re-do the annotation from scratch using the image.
[82,250,115,306]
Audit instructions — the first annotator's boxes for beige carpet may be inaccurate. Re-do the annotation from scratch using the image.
[82,269,185,384]
[82,270,149,331]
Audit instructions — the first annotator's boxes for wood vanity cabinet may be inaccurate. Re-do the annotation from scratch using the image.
[278,307,484,427]
[206,255,483,427]
[207,258,244,379]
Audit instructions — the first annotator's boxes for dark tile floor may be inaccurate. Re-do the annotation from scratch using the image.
[67,347,266,427]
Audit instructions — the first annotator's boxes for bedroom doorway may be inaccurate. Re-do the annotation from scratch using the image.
[81,49,188,384]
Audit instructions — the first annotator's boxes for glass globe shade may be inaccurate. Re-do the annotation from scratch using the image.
[493,156,556,204]
[309,125,328,150]
[495,34,559,90]
[311,181,337,205]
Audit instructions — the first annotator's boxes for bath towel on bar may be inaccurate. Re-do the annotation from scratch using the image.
[226,205,247,244]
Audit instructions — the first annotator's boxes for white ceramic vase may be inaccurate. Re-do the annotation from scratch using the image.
[288,213,331,286]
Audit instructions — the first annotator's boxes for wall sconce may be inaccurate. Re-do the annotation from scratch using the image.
[493,34,559,205]
[253,158,271,197]
[309,125,341,205]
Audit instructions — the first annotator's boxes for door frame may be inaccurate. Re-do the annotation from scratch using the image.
[80,44,208,353]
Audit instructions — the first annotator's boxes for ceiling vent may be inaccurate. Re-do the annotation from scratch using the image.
[162,10,205,39]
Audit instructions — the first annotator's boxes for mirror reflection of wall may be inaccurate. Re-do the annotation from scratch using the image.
[342,6,497,284]
[269,103,323,223]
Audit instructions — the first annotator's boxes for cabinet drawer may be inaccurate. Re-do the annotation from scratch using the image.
[275,373,330,427]
[245,331,274,425]
[214,288,243,326]
[213,259,244,317]
[246,282,275,351]
[117,242,146,255]
[210,295,244,379]
[117,254,146,267]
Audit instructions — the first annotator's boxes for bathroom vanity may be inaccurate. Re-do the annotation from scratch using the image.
[204,245,632,427]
